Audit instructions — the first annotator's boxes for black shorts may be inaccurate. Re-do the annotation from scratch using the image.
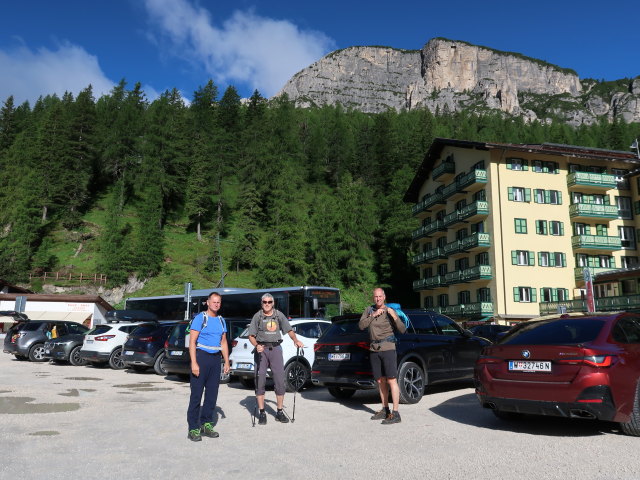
[370,349,398,380]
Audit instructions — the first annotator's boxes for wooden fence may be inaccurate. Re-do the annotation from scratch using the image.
[29,272,108,284]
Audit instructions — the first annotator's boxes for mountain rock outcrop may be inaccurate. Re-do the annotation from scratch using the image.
[277,38,640,126]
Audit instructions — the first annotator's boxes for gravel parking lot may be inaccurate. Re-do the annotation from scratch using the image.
[1,351,639,480]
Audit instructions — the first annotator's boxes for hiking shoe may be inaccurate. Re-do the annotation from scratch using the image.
[188,428,202,441]
[381,412,401,425]
[258,411,267,425]
[275,410,289,423]
[201,422,219,438]
[370,409,390,420]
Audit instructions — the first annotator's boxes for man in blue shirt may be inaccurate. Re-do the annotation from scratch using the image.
[187,292,230,441]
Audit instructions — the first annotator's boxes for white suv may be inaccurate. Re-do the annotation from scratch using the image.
[230,318,331,391]
[80,322,148,369]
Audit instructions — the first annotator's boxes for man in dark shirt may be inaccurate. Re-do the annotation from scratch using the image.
[247,293,304,425]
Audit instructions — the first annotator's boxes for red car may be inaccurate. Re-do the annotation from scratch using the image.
[474,312,640,436]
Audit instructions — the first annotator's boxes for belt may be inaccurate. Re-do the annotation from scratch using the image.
[371,335,397,344]
[259,342,281,347]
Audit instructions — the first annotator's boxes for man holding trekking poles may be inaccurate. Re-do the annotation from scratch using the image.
[247,293,304,425]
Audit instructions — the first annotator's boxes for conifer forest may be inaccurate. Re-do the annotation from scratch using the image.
[0,80,638,309]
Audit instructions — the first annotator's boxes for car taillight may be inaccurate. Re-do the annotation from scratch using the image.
[138,336,154,342]
[355,341,370,350]
[94,335,116,341]
[314,343,324,352]
[557,355,616,367]
[476,355,502,364]
[231,340,238,348]
[164,340,169,348]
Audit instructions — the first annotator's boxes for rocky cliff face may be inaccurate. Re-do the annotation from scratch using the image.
[277,38,640,126]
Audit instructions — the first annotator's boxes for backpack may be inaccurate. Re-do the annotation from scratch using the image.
[184,313,225,348]
[386,303,411,329]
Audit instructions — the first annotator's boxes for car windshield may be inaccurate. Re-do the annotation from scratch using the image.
[168,323,187,343]
[87,325,112,335]
[323,319,362,336]
[131,325,159,336]
[501,318,606,345]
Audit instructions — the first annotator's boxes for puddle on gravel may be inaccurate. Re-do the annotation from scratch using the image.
[0,390,11,394]
[29,431,60,436]
[0,397,80,414]
[113,382,161,388]
[59,388,96,397]
[64,377,102,381]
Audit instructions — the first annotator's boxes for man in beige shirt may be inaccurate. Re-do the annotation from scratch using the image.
[359,287,406,424]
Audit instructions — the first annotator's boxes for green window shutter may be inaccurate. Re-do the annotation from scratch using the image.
[588,256,595,267]
[511,251,517,265]
[525,189,531,202]
[557,191,562,205]
[552,289,558,302]
[534,189,541,204]
[611,257,616,268]
[538,252,542,265]
[508,187,514,201]
[544,190,550,204]
[554,162,559,173]
[550,254,556,267]
[543,222,548,235]
[531,288,537,302]
[536,221,541,234]
[506,160,512,170]
[585,225,591,235]
[523,160,529,171]
[543,163,549,173]
[560,223,564,236]
[605,195,611,206]
[513,287,520,302]
[562,253,566,267]
[529,251,535,266]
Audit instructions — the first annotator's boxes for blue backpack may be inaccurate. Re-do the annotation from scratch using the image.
[386,303,411,329]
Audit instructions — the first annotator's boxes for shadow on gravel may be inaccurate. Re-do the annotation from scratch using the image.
[430,391,620,437]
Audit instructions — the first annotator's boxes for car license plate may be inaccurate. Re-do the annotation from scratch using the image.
[236,363,253,370]
[124,350,134,355]
[86,339,93,343]
[170,350,183,356]
[508,360,551,372]
[328,353,351,361]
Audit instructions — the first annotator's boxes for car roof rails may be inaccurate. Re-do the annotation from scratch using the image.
[0,311,30,322]
[105,309,158,323]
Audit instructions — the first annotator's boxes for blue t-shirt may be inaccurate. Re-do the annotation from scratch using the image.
[190,312,227,352]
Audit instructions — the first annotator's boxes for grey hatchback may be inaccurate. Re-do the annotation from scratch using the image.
[3,318,89,362]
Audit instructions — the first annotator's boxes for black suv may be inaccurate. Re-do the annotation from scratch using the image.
[4,318,89,362]
[122,322,177,375]
[164,317,249,381]
[312,310,490,404]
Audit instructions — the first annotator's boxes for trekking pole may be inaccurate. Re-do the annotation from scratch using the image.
[291,346,302,423]
[252,348,261,427]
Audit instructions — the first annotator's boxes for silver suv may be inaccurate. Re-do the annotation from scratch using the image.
[3,316,89,362]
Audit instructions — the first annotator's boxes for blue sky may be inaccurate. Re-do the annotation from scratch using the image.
[1,0,638,105]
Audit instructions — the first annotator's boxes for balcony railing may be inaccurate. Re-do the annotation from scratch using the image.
[571,235,622,250]
[460,232,491,251]
[567,172,617,189]
[434,302,494,316]
[458,201,489,222]
[573,266,616,279]
[432,161,455,181]
[456,169,487,192]
[461,265,492,282]
[539,294,640,315]
[413,275,446,291]
[412,247,446,265]
[412,191,443,215]
[412,219,445,240]
[569,203,618,220]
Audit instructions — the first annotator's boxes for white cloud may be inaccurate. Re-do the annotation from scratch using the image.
[0,41,114,105]
[143,0,335,97]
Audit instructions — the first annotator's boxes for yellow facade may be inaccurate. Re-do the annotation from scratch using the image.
[406,139,640,323]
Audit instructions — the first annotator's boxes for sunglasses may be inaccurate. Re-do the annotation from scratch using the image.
[262,300,273,304]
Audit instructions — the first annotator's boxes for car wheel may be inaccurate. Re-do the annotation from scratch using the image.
[220,364,231,384]
[284,360,309,392]
[397,361,425,404]
[621,381,640,436]
[69,346,88,366]
[28,343,47,362]
[239,377,255,389]
[327,386,356,399]
[108,348,126,370]
[153,352,167,376]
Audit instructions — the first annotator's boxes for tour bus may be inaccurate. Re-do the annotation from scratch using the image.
[124,286,341,322]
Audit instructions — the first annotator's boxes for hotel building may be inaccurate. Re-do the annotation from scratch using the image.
[404,138,640,324]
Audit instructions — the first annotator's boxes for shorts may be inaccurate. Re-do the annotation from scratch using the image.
[370,349,397,380]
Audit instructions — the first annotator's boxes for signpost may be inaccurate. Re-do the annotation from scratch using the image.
[184,282,192,320]
[583,268,595,313]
